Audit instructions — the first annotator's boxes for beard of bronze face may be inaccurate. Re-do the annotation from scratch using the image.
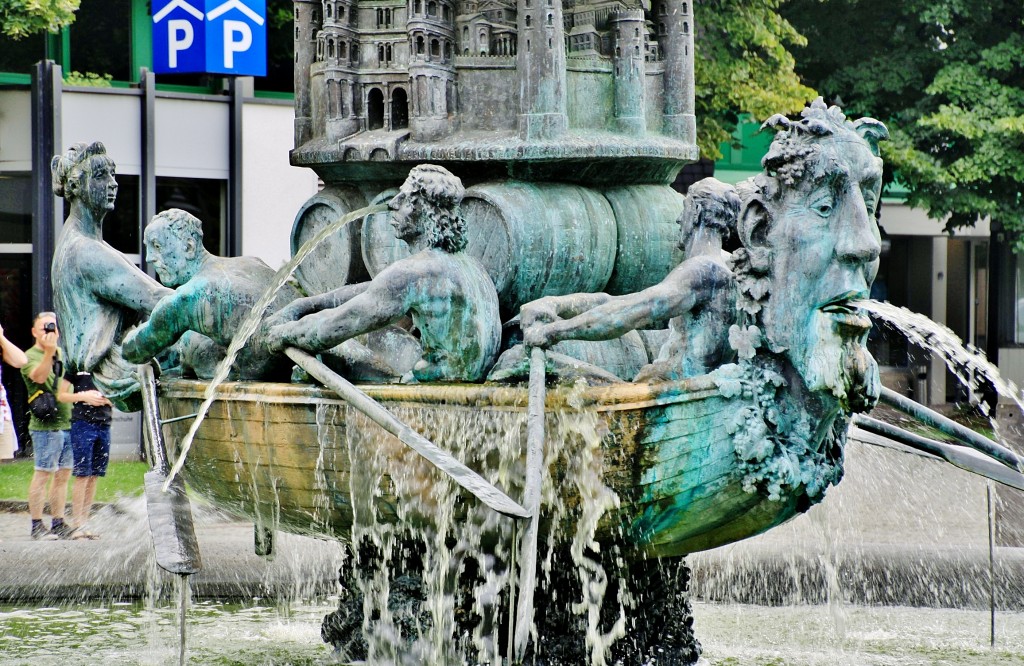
[800,311,879,411]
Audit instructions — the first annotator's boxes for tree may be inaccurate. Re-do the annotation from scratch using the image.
[784,0,1024,247]
[0,0,81,39]
[694,0,816,159]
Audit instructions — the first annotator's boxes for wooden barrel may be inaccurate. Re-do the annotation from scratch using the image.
[602,185,686,295]
[290,186,372,295]
[553,330,651,381]
[361,181,618,317]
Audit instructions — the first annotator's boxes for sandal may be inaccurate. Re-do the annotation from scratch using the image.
[71,529,100,540]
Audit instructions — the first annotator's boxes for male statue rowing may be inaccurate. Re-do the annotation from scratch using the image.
[121,208,400,381]
[267,164,502,383]
[517,177,740,382]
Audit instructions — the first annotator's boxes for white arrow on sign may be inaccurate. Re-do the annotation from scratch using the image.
[206,0,265,25]
[153,0,204,23]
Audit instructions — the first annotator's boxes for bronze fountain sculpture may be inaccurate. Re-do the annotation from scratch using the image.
[48,1,1024,663]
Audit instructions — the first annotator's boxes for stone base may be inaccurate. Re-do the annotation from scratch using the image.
[321,544,701,665]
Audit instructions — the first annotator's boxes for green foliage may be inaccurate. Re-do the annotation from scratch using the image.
[64,70,112,87]
[0,0,80,39]
[694,0,816,160]
[784,0,1024,246]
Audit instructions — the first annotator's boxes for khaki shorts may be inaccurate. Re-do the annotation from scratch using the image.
[0,419,16,460]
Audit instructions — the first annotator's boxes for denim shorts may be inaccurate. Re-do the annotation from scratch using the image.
[31,429,73,472]
[71,420,111,477]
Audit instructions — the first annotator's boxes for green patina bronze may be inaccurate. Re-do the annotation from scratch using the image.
[50,142,171,412]
[51,1,911,658]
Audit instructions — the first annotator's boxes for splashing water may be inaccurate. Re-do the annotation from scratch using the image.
[162,203,388,491]
[855,299,1024,415]
[339,398,625,665]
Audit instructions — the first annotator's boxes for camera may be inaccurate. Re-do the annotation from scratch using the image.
[43,322,56,333]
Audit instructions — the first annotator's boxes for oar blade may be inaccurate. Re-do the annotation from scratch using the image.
[145,470,203,574]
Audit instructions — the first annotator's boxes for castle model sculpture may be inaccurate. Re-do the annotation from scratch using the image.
[291,0,696,180]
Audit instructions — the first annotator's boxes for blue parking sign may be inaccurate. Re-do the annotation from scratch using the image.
[153,0,266,76]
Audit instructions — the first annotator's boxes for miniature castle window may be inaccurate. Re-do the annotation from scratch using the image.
[391,88,409,129]
[659,3,666,14]
[635,27,639,37]
[428,1,437,16]
[368,88,385,130]
[525,14,531,26]
[443,5,450,20]
[431,38,440,58]
[378,43,385,63]
[547,13,552,25]
[295,25,299,40]
[414,0,422,14]
[339,6,345,19]
[326,4,332,18]
[682,2,688,13]
[683,21,689,34]
[525,0,530,6]
[328,39,335,59]
[634,45,640,56]
[416,35,425,54]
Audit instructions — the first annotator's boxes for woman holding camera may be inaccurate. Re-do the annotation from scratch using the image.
[0,319,28,463]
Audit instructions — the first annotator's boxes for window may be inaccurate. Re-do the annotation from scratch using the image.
[69,0,132,82]
[367,88,385,130]
[0,177,32,244]
[391,88,409,129]
[431,39,440,58]
[155,178,226,255]
[428,1,437,16]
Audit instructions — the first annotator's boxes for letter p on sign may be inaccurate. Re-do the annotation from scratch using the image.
[168,19,194,68]
[223,20,252,69]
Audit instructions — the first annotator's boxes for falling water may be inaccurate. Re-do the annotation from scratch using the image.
[855,299,1024,414]
[335,394,625,665]
[163,203,388,491]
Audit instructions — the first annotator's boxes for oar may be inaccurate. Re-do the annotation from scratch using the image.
[879,387,1022,471]
[283,347,529,519]
[852,414,1024,492]
[138,363,202,575]
[513,346,546,662]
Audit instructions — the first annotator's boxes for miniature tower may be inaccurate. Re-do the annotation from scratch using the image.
[516,0,568,140]
[407,0,457,140]
[322,0,360,140]
[609,9,646,136]
[294,0,322,146]
[660,0,695,142]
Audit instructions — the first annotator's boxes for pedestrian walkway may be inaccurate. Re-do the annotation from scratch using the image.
[0,498,343,603]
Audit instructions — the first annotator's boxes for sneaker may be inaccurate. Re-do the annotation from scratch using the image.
[31,523,57,540]
[51,523,75,540]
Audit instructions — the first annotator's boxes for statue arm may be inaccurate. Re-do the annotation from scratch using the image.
[86,251,173,314]
[266,283,370,327]
[121,292,197,363]
[269,271,410,353]
[525,261,728,348]
[520,293,613,330]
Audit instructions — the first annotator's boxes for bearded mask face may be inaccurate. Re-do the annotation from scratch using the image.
[736,104,887,412]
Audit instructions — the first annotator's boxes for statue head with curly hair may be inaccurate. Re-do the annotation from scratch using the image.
[730,98,888,412]
[144,208,208,287]
[50,141,118,223]
[388,164,467,253]
[677,177,740,254]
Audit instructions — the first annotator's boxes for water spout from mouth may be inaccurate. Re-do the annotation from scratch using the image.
[162,203,389,492]
[853,299,1023,415]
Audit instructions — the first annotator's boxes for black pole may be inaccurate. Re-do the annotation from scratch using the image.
[140,67,157,276]
[226,76,244,258]
[30,59,61,316]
